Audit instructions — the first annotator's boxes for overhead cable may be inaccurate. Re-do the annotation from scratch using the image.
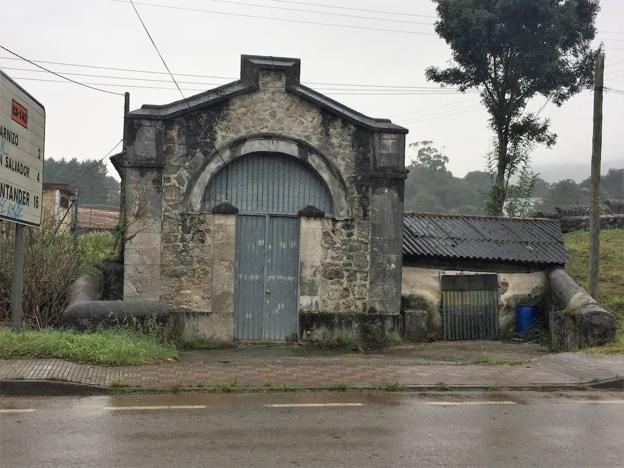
[0,44,123,96]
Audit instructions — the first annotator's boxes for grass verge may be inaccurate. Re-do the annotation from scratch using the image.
[0,327,178,365]
[564,229,624,353]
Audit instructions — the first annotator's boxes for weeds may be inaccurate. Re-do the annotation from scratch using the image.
[381,381,406,392]
[313,328,362,351]
[435,381,451,391]
[110,379,129,388]
[329,381,349,392]
[169,383,182,394]
[213,381,237,393]
[275,384,296,392]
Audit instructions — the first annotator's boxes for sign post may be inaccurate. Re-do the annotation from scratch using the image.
[0,71,45,330]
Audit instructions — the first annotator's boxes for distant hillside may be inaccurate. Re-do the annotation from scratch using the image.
[533,159,624,183]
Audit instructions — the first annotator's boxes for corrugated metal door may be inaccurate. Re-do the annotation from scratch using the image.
[234,215,299,341]
[441,274,499,340]
[204,152,333,215]
[207,152,334,341]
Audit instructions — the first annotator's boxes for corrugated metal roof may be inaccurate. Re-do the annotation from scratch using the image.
[403,213,569,265]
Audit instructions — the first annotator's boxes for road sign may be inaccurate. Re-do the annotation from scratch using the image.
[0,70,45,226]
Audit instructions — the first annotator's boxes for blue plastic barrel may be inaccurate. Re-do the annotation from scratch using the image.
[516,304,537,334]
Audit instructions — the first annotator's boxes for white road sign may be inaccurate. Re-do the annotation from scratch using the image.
[0,71,45,226]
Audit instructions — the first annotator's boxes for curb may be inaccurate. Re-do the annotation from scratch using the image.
[1,377,621,396]
[0,380,110,396]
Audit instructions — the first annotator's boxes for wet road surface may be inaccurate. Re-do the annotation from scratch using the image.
[1,391,623,467]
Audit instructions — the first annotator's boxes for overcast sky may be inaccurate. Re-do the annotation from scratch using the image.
[3,0,624,180]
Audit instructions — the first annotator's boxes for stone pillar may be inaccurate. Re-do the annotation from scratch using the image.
[298,216,324,312]
[367,132,405,315]
[123,167,163,300]
[209,213,236,340]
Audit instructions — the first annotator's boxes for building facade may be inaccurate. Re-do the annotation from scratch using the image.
[42,182,77,233]
[113,55,407,342]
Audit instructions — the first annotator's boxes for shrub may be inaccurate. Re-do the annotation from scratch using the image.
[0,217,82,327]
[78,231,116,267]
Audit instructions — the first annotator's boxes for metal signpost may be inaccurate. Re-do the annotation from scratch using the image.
[0,71,45,330]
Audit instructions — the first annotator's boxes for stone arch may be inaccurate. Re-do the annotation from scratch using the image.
[186,134,352,219]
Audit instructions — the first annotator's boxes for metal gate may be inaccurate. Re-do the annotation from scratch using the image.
[441,274,499,340]
[204,152,333,341]
[234,215,299,341]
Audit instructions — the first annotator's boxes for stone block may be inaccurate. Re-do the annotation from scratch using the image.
[402,310,429,343]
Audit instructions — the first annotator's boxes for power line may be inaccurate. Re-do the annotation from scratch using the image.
[8,75,480,96]
[0,55,236,80]
[127,0,191,108]
[49,139,123,238]
[535,98,550,116]
[389,98,479,118]
[1,56,473,91]
[1,66,227,86]
[4,65,474,91]
[112,0,435,35]
[70,140,124,185]
[402,104,484,123]
[0,45,124,96]
[264,0,436,19]
[6,76,206,93]
[144,0,436,26]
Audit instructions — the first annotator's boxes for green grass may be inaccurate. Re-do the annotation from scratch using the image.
[0,327,178,365]
[212,381,238,393]
[565,229,624,353]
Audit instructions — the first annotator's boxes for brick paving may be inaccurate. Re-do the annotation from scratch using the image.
[0,352,622,390]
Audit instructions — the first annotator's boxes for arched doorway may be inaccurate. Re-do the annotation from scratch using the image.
[204,152,333,341]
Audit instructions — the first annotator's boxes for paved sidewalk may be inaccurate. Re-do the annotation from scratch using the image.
[0,349,622,391]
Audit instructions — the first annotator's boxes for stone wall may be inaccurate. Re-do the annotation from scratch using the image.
[117,56,406,341]
[558,214,624,233]
[548,268,615,350]
[401,266,548,341]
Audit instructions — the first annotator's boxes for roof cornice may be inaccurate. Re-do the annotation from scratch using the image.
[127,55,407,134]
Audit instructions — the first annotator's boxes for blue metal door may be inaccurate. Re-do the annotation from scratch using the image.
[234,215,299,341]
[206,152,332,341]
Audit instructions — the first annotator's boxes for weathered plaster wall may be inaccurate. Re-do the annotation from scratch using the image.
[498,271,548,331]
[401,267,441,331]
[401,266,549,340]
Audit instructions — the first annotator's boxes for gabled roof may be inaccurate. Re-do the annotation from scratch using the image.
[403,213,569,266]
[127,55,407,134]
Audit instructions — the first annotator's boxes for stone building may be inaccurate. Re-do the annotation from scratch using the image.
[112,55,407,342]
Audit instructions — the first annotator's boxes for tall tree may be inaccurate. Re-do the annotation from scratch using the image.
[426,0,599,215]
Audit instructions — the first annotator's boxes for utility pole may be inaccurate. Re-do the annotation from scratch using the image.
[10,225,25,331]
[589,51,605,298]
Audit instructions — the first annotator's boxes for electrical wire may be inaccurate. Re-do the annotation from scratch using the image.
[0,56,236,80]
[144,0,436,26]
[263,0,436,19]
[0,56,473,92]
[49,139,123,237]
[127,0,191,108]
[112,0,435,35]
[1,66,227,86]
[6,76,478,95]
[5,76,206,93]
[0,45,124,96]
[402,104,484,123]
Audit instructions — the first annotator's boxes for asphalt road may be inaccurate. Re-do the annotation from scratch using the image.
[1,391,623,467]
